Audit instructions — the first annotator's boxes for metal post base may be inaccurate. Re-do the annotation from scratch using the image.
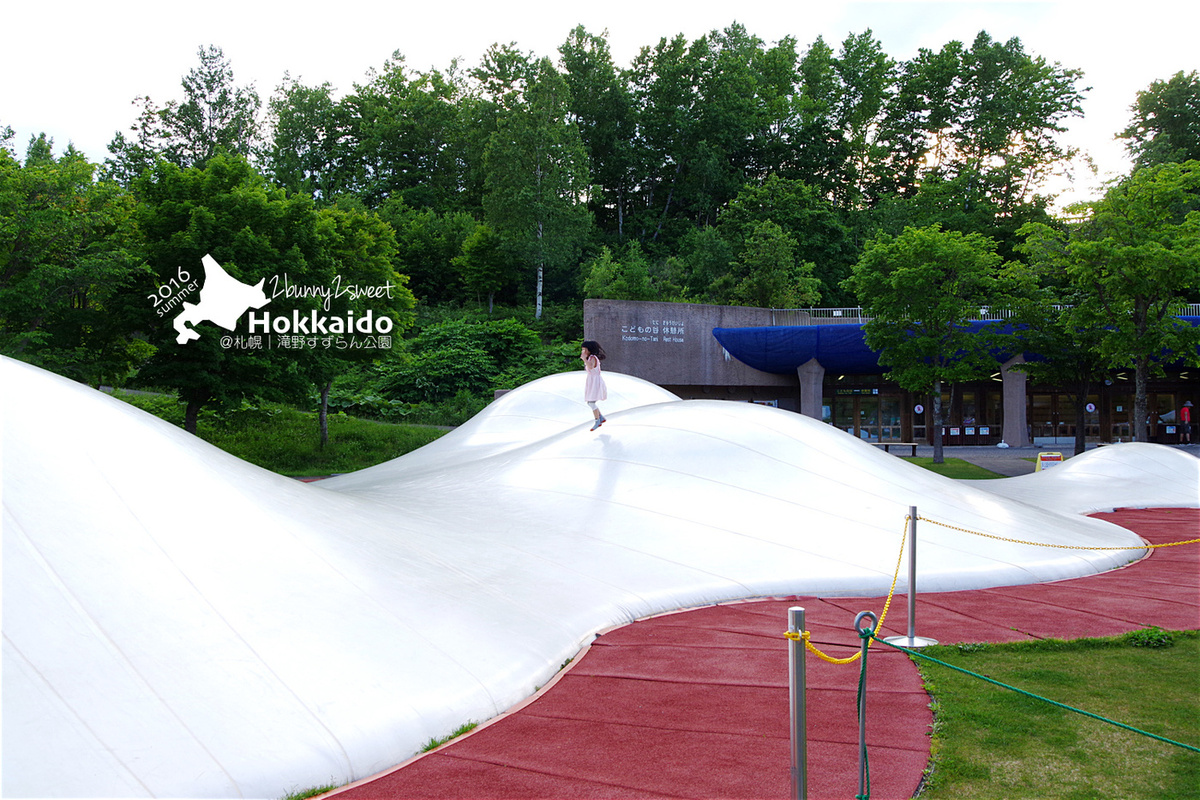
[884,635,939,648]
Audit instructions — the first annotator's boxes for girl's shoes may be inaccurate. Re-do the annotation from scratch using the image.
[591,417,606,431]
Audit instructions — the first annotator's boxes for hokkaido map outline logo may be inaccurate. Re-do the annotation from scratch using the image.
[170,254,270,344]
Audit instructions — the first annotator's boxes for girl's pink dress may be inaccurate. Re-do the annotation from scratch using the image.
[584,357,607,402]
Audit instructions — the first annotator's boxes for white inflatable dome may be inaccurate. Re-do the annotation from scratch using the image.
[4,356,1196,798]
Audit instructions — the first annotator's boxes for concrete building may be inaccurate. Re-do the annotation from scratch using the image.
[584,298,1200,447]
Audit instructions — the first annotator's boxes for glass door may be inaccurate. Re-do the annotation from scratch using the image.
[835,396,856,438]
[833,394,892,442]
[1110,394,1132,441]
[1029,393,1069,445]
[857,397,880,442]
[961,391,977,443]
[880,397,902,442]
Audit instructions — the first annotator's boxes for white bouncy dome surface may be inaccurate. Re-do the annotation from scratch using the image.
[4,355,1198,798]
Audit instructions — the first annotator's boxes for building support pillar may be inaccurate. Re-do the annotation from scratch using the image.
[797,358,825,421]
[1001,355,1030,447]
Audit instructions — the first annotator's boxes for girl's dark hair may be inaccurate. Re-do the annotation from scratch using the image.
[582,340,606,360]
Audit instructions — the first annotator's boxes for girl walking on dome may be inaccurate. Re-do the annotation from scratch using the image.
[581,340,608,431]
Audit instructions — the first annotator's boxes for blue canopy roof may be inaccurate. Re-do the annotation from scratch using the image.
[712,324,883,374]
[712,318,1200,376]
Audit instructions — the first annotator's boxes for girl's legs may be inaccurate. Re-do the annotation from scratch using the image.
[588,402,606,430]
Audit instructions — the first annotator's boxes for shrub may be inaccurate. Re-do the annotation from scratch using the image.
[111,390,187,425]
[1125,626,1176,648]
[400,390,490,427]
[380,346,496,403]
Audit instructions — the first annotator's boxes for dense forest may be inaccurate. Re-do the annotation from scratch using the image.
[105,25,1091,308]
[3,23,1199,435]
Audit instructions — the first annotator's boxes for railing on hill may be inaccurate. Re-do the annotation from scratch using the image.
[771,304,1200,326]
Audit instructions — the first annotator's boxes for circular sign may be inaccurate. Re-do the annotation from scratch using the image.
[1086,402,1097,413]
[914,404,925,414]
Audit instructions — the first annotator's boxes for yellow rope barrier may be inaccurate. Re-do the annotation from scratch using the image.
[788,515,910,665]
[784,508,1199,665]
[916,514,1200,550]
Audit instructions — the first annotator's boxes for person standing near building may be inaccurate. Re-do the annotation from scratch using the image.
[581,340,608,431]
[1182,400,1193,444]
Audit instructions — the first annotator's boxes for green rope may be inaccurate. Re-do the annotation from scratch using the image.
[871,634,1200,755]
[856,626,872,800]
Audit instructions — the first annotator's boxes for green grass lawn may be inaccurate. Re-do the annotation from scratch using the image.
[112,391,447,476]
[201,409,447,476]
[908,457,1007,479]
[905,459,1198,798]
[912,631,1200,799]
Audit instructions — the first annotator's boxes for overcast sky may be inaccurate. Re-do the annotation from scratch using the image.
[2,0,1196,206]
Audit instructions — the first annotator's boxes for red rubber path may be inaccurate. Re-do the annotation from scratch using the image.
[330,508,1200,799]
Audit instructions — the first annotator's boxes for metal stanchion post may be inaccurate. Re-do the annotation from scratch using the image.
[788,607,807,800]
[885,505,938,648]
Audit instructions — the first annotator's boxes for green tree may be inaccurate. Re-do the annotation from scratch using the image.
[626,32,700,244]
[133,155,330,432]
[472,42,535,108]
[730,220,822,308]
[870,44,957,199]
[308,202,416,446]
[1002,254,1111,455]
[339,53,470,210]
[626,25,802,241]
[0,136,152,386]
[378,199,477,303]
[482,56,593,318]
[833,30,895,207]
[1120,71,1200,170]
[752,34,804,182]
[453,223,521,312]
[867,32,1083,249]
[844,224,1011,462]
[1019,161,1200,442]
[559,26,638,240]
[581,242,657,301]
[791,35,852,199]
[719,175,853,304]
[943,32,1085,212]
[262,76,345,200]
[865,170,1056,263]
[687,24,771,224]
[671,225,735,301]
[106,45,261,182]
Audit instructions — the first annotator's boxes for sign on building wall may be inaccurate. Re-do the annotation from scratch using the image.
[620,317,687,345]
[585,298,798,390]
